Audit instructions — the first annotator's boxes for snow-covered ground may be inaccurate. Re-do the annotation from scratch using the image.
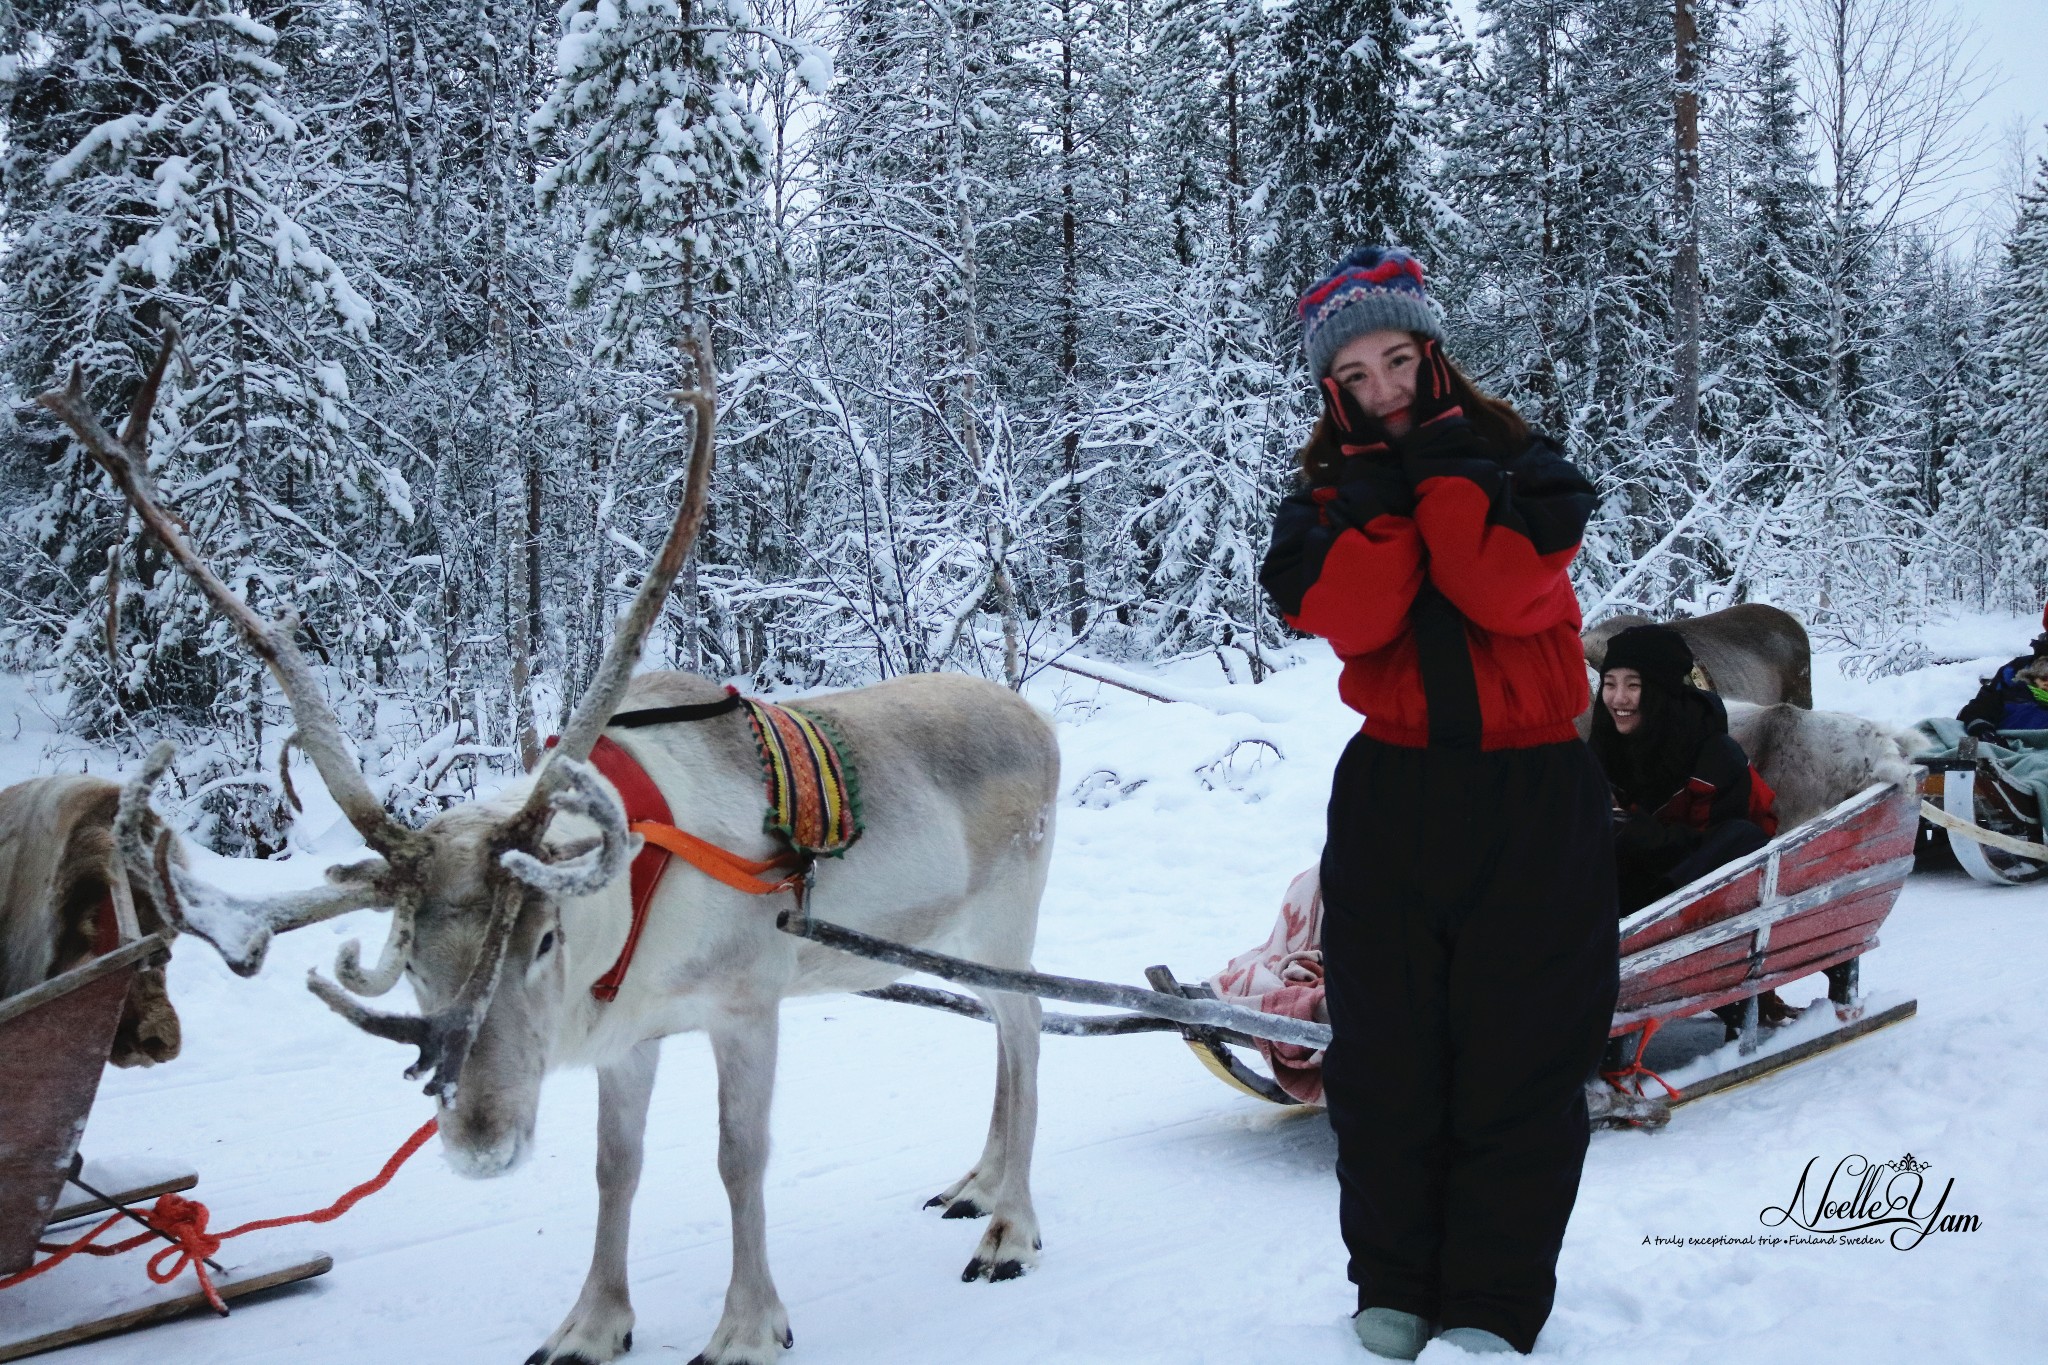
[9,615,2046,1364]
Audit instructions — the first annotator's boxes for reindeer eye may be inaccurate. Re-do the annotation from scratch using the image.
[535,930,556,959]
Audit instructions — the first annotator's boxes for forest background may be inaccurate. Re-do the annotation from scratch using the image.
[2,0,2044,851]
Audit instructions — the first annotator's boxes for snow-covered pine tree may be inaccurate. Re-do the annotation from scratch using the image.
[1264,0,1462,304]
[532,0,781,350]
[1971,150,2048,609]
[335,0,592,777]
[1,0,400,849]
[532,0,827,689]
[1444,0,1679,611]
[1091,0,1292,679]
[1697,21,1831,604]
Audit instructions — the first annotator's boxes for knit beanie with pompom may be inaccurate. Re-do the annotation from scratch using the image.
[1297,246,1444,383]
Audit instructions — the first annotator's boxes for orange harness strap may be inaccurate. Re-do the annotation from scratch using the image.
[577,732,809,1003]
[590,822,803,1005]
[630,820,804,896]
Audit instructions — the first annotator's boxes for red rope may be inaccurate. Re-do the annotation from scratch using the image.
[1600,1017,1686,1106]
[0,1118,439,1313]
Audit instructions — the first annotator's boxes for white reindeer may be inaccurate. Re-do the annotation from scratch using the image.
[49,330,1059,1365]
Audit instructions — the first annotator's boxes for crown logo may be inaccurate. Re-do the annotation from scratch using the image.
[1894,1153,1929,1174]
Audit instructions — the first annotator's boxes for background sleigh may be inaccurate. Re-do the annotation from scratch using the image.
[1157,774,1923,1122]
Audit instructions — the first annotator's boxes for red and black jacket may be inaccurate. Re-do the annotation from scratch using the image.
[1603,688,1781,887]
[1613,722,1781,844]
[1259,417,1599,750]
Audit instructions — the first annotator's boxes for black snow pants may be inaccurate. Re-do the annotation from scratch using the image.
[1320,734,1618,1354]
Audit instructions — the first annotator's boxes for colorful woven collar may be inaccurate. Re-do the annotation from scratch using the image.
[598,686,863,860]
[737,696,862,858]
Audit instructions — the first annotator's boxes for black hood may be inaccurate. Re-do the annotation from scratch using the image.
[1590,681,1725,812]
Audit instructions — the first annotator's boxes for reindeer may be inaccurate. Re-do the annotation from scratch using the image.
[46,329,1059,1365]
[0,772,184,1066]
[1584,603,1814,708]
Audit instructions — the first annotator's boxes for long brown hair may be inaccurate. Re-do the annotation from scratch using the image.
[1297,338,1530,487]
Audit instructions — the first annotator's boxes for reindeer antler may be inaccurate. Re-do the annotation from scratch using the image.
[309,875,530,1101]
[116,741,396,975]
[38,326,426,864]
[499,757,640,898]
[533,328,719,780]
[319,332,719,1101]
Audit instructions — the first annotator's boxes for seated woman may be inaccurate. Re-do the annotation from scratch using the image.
[1597,626,1794,1031]
[1590,625,1778,912]
[1957,603,2048,739]
[1592,625,1794,1033]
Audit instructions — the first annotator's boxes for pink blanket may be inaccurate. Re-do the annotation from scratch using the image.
[1207,866,1328,1104]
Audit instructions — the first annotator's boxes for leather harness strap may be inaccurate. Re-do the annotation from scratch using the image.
[581,733,806,1004]
[607,692,745,727]
[630,821,803,896]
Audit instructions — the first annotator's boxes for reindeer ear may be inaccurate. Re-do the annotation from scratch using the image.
[544,835,605,862]
[326,857,388,886]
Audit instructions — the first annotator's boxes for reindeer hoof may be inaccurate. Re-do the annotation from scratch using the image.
[940,1198,985,1220]
[962,1214,1040,1283]
[962,1253,1033,1283]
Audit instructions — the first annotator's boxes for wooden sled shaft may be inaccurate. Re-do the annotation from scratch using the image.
[779,911,1335,1050]
[856,984,1205,1038]
[1920,798,2048,861]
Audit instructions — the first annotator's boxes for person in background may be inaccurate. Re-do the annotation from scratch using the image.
[1589,625,1793,1033]
[1957,604,2048,738]
[1261,246,1615,1360]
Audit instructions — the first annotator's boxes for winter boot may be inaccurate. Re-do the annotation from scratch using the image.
[1353,1307,1432,1360]
[1434,1325,1519,1355]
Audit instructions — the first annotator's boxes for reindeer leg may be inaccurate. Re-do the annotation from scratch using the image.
[958,989,1042,1283]
[693,1008,791,1365]
[529,1039,660,1365]
[925,1001,1010,1221]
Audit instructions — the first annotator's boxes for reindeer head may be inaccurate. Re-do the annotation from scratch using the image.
[50,327,717,1177]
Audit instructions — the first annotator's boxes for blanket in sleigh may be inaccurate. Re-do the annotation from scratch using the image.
[1207,867,1329,1105]
[1912,718,2048,820]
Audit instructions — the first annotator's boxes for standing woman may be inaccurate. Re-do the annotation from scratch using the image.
[1260,248,1617,1359]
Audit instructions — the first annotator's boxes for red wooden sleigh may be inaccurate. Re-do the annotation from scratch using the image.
[0,936,330,1360]
[1600,776,1921,1113]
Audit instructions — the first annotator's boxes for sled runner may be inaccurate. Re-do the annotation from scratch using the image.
[0,937,330,1360]
[788,778,1924,1130]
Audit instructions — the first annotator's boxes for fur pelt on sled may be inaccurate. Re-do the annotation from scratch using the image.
[1725,701,1928,829]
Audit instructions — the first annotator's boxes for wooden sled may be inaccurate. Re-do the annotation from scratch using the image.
[1920,754,2047,886]
[1591,778,1922,1123]
[1149,781,1925,1122]
[0,936,329,1360]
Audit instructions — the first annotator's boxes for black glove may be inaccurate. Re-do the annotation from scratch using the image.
[1614,815,1698,866]
[1317,457,1414,529]
[1395,413,1496,496]
[1965,717,1999,741]
[1319,376,1384,446]
[1409,337,1461,428]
